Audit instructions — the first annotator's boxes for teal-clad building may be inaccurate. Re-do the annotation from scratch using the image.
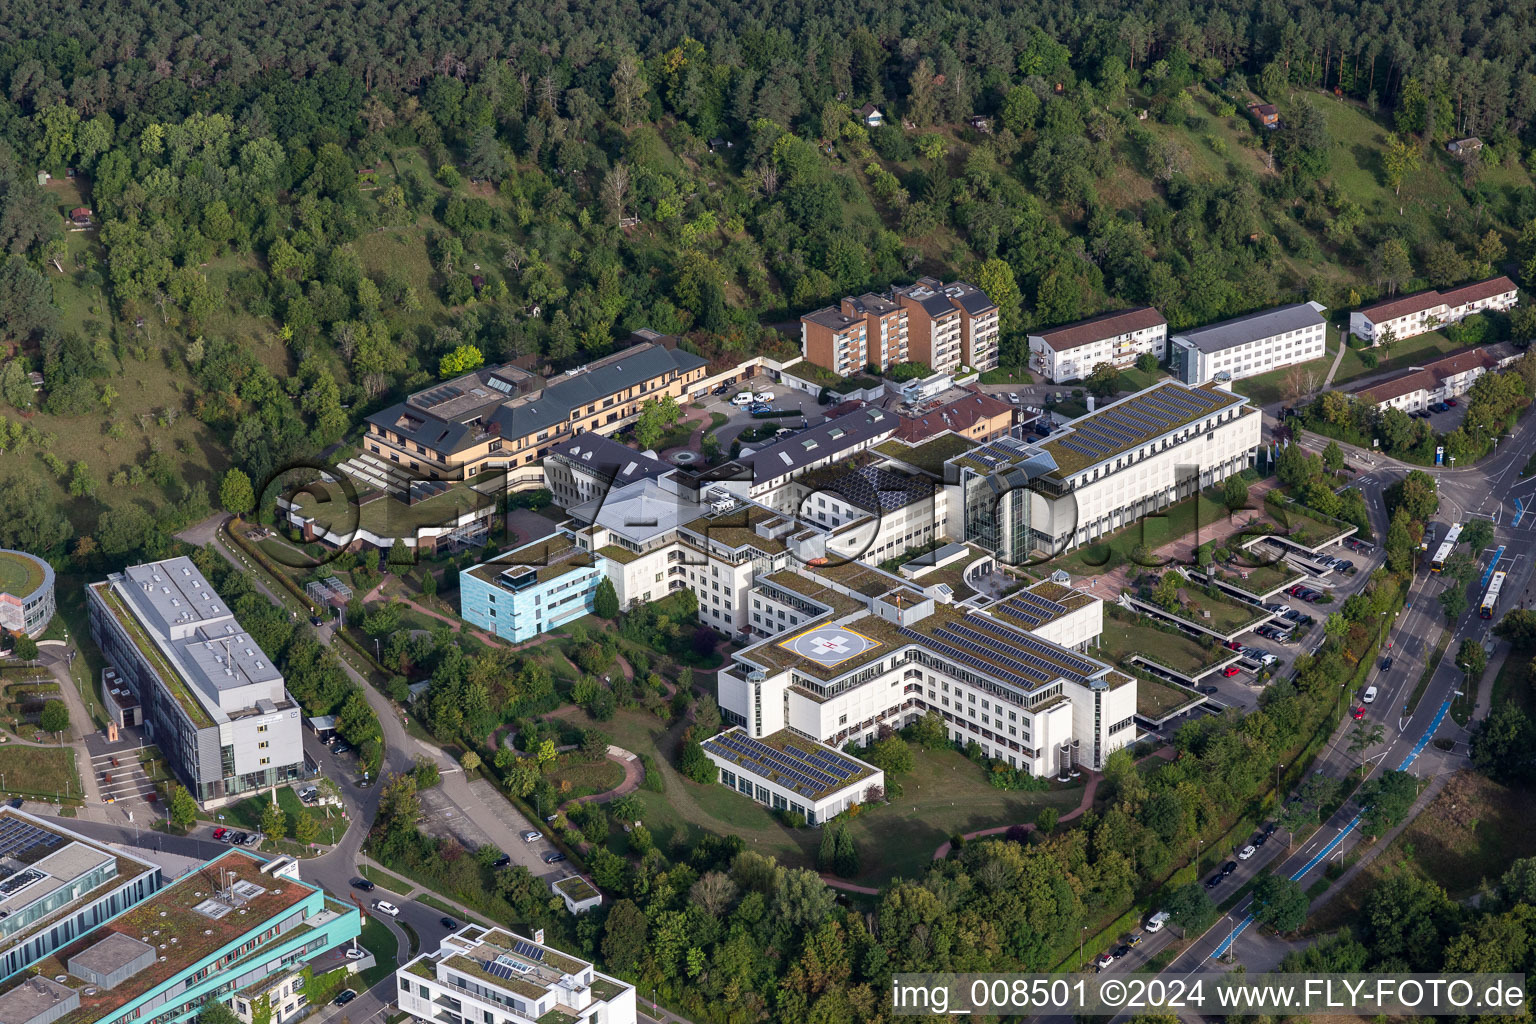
[0,850,360,1024]
[460,532,607,642]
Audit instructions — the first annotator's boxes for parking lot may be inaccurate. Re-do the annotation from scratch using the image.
[695,373,829,450]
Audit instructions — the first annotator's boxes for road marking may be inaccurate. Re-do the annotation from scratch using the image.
[1210,699,1451,960]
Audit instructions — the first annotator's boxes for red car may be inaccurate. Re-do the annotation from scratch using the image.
[1222,639,1243,651]
[1445,398,1458,407]
[1223,665,1241,677]
[1352,706,1366,720]
[212,827,229,841]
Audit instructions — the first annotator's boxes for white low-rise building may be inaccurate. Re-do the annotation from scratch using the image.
[1170,302,1327,385]
[1028,308,1168,384]
[1349,343,1522,413]
[701,727,886,824]
[397,925,635,1024]
[1349,276,1518,345]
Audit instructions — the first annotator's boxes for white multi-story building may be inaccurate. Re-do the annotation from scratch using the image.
[397,925,635,1024]
[948,382,1259,557]
[715,572,1133,779]
[1349,276,1518,345]
[1170,302,1328,385]
[1349,343,1522,413]
[542,432,669,509]
[1028,308,1168,384]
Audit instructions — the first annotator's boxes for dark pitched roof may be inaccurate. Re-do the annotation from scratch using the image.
[1421,348,1495,380]
[743,407,897,483]
[1174,302,1325,353]
[549,431,670,485]
[1031,307,1167,351]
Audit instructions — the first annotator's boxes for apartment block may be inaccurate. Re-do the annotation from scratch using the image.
[799,306,869,376]
[1350,343,1522,413]
[892,278,964,373]
[86,558,304,808]
[1027,307,1168,384]
[1349,276,1518,345]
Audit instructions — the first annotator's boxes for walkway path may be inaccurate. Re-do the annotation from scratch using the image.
[1321,336,1350,390]
[557,745,643,815]
[930,772,1103,860]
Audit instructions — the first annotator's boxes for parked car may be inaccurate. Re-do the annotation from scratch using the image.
[1446,398,1458,407]
[1145,911,1170,933]
[351,878,375,891]
[1200,685,1220,694]
[1095,952,1116,968]
[231,831,249,845]
[440,916,456,928]
[732,393,753,406]
[1380,656,1393,672]
[711,383,732,396]
[334,990,357,1007]
[1238,844,1257,860]
[521,830,543,843]
[1007,392,1021,404]
[492,854,511,868]
[212,827,229,841]
[1223,639,1243,650]
[754,391,775,403]
[1221,861,1238,877]
[309,614,326,627]
[1127,933,1143,947]
[373,900,400,917]
[1352,706,1367,720]
[1363,685,1378,704]
[1114,944,1131,958]
[1252,832,1268,847]
[543,852,566,863]
[1222,665,1241,677]
[243,833,261,847]
[333,743,353,756]
[1205,874,1223,888]
[345,948,368,960]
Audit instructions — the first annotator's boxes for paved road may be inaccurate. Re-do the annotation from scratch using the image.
[1132,406,1536,984]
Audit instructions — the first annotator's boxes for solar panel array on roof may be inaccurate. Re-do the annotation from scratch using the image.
[936,623,1056,685]
[0,819,65,862]
[1051,385,1233,465]
[704,732,848,798]
[511,940,545,963]
[783,742,863,781]
[900,627,1037,691]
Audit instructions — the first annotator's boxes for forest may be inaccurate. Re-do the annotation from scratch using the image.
[3,0,1536,562]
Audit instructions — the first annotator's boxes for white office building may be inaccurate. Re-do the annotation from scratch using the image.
[1170,302,1327,385]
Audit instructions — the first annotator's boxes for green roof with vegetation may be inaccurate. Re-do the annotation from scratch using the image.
[874,433,977,475]
[92,583,214,728]
[0,551,46,597]
[553,875,600,902]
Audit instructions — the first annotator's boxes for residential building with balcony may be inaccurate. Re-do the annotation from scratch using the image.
[397,924,635,1024]
[893,278,965,373]
[0,850,359,1024]
[799,306,870,376]
[1027,308,1168,384]
[1348,276,1518,345]
[945,281,1001,371]
[1349,343,1523,413]
[1169,302,1328,386]
[86,558,304,808]
[0,809,163,984]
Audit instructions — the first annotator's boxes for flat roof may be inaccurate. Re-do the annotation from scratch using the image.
[873,433,978,476]
[0,850,316,1024]
[1173,301,1326,353]
[0,550,50,600]
[700,727,879,801]
[417,925,596,1004]
[466,533,595,586]
[1039,380,1248,476]
[568,477,702,545]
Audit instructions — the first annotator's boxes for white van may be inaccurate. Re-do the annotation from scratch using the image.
[1145,911,1170,933]
[1362,685,1377,704]
[732,392,754,406]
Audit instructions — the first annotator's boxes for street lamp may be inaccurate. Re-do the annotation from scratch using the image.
[1275,763,1284,796]
[1080,924,1087,968]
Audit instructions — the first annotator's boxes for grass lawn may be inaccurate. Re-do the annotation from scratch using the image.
[1097,605,1226,677]
[1333,330,1465,389]
[0,746,77,802]
[1208,559,1303,599]
[218,787,344,843]
[1309,771,1536,933]
[357,916,399,988]
[1163,586,1269,634]
[1050,492,1230,576]
[359,865,417,896]
[586,707,1084,885]
[1135,676,1200,719]
[546,755,624,800]
[1233,350,1335,406]
[1269,502,1351,547]
[1490,651,1535,716]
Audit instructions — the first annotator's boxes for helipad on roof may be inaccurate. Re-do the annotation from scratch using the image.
[777,624,882,667]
